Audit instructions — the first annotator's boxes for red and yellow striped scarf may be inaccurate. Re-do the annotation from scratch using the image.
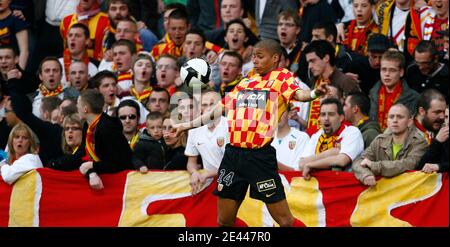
[378,82,403,131]
[39,83,63,97]
[63,49,90,82]
[315,122,348,154]
[344,20,378,56]
[130,85,152,103]
[307,78,330,130]
[152,34,183,61]
[118,70,133,82]
[83,114,101,162]
[414,119,433,145]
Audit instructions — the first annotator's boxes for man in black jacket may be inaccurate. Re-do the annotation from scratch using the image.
[78,89,132,190]
[416,106,449,173]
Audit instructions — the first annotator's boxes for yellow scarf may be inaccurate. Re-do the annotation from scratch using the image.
[129,132,140,151]
[130,85,152,103]
[315,123,348,154]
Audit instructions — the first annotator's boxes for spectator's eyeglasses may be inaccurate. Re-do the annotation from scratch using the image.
[5,109,13,113]
[119,114,137,120]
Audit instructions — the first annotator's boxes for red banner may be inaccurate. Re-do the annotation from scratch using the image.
[0,169,448,227]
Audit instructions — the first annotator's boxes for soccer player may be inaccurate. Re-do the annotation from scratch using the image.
[175,39,328,227]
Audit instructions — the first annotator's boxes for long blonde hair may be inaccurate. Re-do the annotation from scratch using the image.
[7,123,39,163]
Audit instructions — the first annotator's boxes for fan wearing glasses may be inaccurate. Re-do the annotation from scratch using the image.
[406,40,448,101]
[115,100,141,151]
[48,114,85,171]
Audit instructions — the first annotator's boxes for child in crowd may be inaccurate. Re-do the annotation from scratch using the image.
[132,111,167,172]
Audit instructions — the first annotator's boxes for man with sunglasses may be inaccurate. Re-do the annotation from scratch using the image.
[116,99,141,150]
[406,40,448,101]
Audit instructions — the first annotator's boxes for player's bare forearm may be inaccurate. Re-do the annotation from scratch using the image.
[294,83,328,102]
[176,103,223,133]
[294,89,314,102]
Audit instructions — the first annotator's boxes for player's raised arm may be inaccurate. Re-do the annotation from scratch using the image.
[294,82,328,102]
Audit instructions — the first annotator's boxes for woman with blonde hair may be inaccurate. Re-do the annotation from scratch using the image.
[0,123,43,184]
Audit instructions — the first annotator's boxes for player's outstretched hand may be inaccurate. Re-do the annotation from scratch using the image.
[315,83,329,97]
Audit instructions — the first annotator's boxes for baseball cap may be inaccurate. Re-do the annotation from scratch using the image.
[368,34,390,53]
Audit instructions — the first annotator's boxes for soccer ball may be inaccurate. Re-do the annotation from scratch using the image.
[180,58,211,88]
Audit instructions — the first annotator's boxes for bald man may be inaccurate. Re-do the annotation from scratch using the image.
[352,103,428,186]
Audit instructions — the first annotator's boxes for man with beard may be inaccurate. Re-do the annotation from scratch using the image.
[414,89,447,145]
[353,104,428,186]
[300,97,364,179]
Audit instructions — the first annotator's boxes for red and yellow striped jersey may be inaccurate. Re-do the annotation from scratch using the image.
[60,12,110,61]
[222,68,299,149]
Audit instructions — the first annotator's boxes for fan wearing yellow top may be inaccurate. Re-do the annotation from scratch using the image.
[175,39,328,227]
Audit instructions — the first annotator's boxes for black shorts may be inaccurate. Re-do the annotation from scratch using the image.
[213,144,286,204]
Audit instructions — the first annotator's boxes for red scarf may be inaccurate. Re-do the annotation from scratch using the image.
[414,119,433,145]
[39,83,63,97]
[344,20,378,56]
[315,122,349,154]
[83,114,101,162]
[307,78,330,131]
[118,70,133,82]
[378,82,403,131]
[63,49,90,82]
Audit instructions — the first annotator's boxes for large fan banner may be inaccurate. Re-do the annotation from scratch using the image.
[0,168,447,227]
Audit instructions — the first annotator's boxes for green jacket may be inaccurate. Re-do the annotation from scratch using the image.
[352,126,428,183]
[358,120,381,149]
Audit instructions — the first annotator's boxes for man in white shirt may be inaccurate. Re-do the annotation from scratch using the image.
[31,57,78,119]
[300,97,364,179]
[271,106,310,171]
[185,90,228,194]
[58,23,98,87]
